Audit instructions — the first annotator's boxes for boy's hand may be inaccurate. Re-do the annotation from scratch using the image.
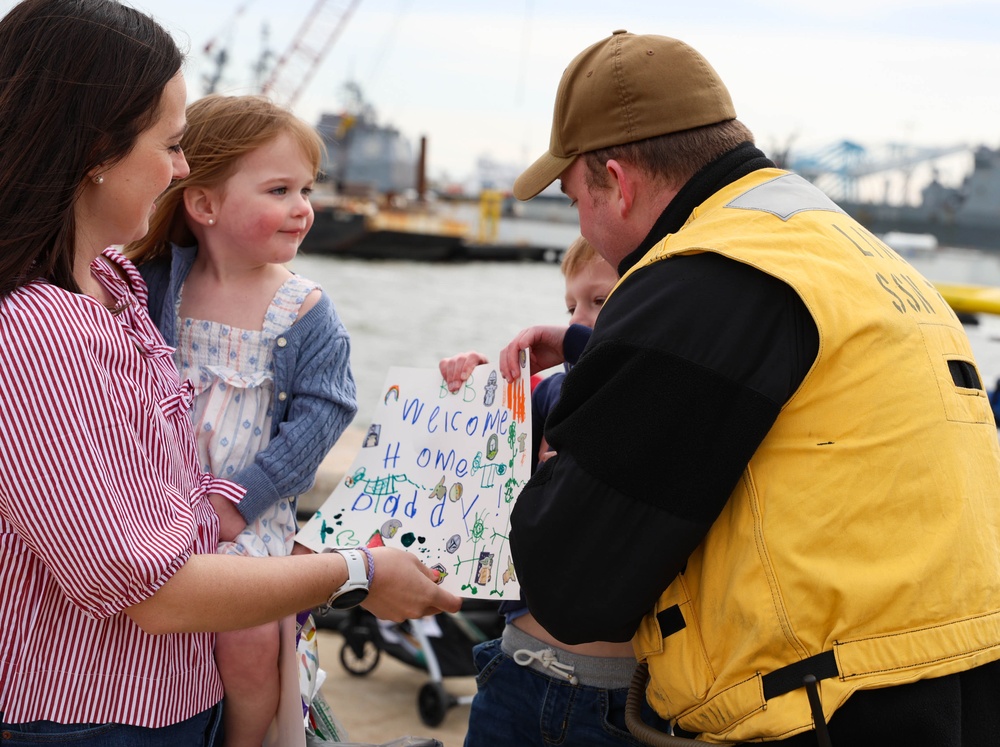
[538,436,556,465]
[439,350,489,393]
[499,325,569,382]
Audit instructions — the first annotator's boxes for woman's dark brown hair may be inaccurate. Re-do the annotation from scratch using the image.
[0,0,183,297]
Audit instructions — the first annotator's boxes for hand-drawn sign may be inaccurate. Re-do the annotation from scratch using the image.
[296,357,531,599]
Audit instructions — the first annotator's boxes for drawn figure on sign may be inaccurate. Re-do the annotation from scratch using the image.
[471,451,504,489]
[483,370,498,406]
[446,534,462,553]
[517,432,527,454]
[345,469,421,500]
[384,385,400,405]
[503,557,516,585]
[475,551,494,586]
[380,519,402,540]
[363,424,381,448]
[471,514,485,542]
[486,433,499,460]
[428,475,446,501]
[449,482,463,502]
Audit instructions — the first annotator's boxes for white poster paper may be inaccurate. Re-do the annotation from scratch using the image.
[296,355,532,600]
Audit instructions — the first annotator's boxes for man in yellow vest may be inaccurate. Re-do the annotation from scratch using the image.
[501,30,1000,746]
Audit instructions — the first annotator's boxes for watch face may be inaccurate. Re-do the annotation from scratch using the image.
[329,588,369,609]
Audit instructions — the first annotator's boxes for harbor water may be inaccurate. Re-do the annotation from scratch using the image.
[288,252,569,416]
[289,222,1000,418]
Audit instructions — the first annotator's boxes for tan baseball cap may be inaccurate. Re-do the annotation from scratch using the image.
[513,30,736,200]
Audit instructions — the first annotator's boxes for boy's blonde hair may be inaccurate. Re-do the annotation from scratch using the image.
[560,236,602,279]
[127,94,324,264]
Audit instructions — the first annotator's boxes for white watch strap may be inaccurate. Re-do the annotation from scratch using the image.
[337,548,368,589]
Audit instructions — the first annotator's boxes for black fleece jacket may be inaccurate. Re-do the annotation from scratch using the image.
[508,143,819,644]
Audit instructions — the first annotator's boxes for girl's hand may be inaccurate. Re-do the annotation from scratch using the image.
[208,492,246,542]
[439,350,489,393]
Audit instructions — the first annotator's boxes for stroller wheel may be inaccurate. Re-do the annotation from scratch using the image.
[339,637,380,676]
[417,681,456,727]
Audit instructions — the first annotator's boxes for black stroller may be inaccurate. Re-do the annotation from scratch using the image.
[323,599,504,727]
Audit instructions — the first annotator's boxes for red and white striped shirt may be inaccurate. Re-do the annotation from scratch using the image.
[0,248,244,727]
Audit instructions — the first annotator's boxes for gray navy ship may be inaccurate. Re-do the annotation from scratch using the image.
[838,145,1000,252]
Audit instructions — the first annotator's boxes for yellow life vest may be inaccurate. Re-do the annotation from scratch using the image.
[623,169,1000,743]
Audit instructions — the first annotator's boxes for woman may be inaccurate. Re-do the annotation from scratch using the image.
[0,1,458,743]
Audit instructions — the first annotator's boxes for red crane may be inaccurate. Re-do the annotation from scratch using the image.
[259,0,363,109]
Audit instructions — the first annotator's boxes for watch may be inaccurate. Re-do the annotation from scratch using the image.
[322,548,370,610]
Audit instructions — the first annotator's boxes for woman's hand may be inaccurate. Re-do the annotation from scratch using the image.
[362,547,462,621]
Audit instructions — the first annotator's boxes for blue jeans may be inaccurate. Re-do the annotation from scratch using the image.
[463,637,670,747]
[0,702,223,746]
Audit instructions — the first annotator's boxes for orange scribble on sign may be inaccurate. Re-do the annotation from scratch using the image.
[506,378,526,423]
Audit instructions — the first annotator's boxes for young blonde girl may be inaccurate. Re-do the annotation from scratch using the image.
[129,95,358,747]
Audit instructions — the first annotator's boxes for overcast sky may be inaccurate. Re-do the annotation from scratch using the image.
[8,0,999,183]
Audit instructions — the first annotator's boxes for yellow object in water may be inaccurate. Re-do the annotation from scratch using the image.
[934,282,1000,316]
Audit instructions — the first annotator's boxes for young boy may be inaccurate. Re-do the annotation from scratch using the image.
[439,236,669,746]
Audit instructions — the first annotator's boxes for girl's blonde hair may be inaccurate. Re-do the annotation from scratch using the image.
[127,94,323,264]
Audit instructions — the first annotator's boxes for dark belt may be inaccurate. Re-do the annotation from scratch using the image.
[762,650,840,700]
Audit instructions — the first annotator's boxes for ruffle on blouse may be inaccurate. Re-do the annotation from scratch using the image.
[188,364,272,395]
[92,249,176,362]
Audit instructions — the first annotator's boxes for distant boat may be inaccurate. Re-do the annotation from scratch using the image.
[305,87,566,263]
[881,231,938,254]
[302,192,565,263]
[935,282,1000,316]
[837,145,1000,252]
[306,82,469,260]
[303,193,469,260]
[315,82,417,196]
[502,192,576,224]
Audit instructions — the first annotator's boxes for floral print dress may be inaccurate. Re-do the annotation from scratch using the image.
[177,275,317,559]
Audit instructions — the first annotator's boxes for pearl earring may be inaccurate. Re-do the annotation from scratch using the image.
[207,218,216,226]
[93,174,104,185]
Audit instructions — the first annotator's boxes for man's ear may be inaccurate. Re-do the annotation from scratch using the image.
[183,187,218,227]
[606,159,634,218]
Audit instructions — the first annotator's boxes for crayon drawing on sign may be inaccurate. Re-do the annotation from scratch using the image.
[296,355,531,599]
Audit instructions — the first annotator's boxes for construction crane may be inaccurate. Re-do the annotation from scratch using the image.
[788,140,969,202]
[259,0,363,110]
[201,2,254,95]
